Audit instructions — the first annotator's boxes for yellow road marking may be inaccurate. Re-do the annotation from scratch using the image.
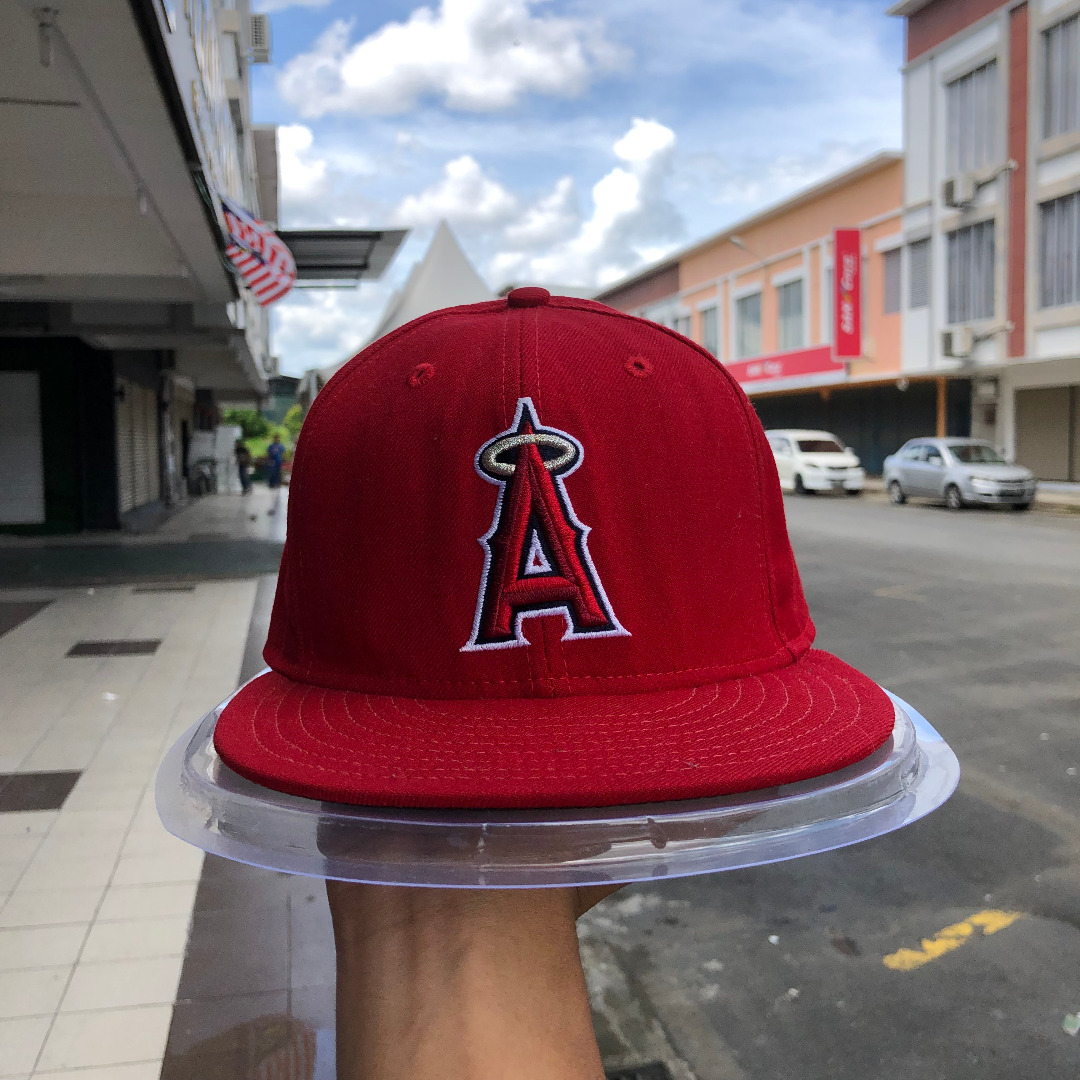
[883,910,1024,971]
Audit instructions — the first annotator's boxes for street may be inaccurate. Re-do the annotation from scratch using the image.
[582,496,1080,1080]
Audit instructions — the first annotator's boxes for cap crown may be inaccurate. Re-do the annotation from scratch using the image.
[266,294,813,699]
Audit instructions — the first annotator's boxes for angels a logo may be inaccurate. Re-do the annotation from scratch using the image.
[463,398,629,651]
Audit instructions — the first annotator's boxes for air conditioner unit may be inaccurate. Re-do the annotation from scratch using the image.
[942,326,975,358]
[249,14,271,63]
[943,173,977,208]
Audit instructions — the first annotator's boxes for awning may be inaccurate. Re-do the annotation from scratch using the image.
[277,229,408,282]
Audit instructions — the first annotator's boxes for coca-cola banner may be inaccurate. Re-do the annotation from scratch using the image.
[833,228,861,359]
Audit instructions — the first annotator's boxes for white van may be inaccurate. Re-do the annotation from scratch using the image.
[764,429,865,495]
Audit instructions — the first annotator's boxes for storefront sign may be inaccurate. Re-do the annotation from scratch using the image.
[726,345,843,387]
[833,228,861,358]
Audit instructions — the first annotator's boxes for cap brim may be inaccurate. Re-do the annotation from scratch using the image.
[213,649,895,810]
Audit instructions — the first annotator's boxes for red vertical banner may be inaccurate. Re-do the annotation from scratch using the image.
[833,228,861,359]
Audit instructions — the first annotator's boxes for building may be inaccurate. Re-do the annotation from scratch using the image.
[889,0,1080,482]
[596,153,946,473]
[0,0,275,532]
[262,375,301,425]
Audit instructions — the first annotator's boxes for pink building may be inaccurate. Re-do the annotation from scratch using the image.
[595,153,958,474]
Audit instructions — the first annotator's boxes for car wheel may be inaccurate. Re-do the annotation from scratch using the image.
[888,480,906,505]
[1012,502,1032,512]
[945,484,965,510]
[794,474,812,495]
[845,488,862,497]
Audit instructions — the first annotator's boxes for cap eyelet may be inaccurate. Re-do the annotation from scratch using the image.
[409,363,435,387]
[625,355,653,378]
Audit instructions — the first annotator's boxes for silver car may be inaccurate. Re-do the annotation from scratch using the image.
[883,438,1037,511]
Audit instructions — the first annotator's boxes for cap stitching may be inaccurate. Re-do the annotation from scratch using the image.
[221,657,885,785]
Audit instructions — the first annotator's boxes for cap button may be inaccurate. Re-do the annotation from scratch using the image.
[506,286,550,308]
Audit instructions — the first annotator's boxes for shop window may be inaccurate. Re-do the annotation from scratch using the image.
[777,280,804,350]
[909,239,930,309]
[946,60,999,176]
[1044,15,1080,139]
[883,248,901,314]
[946,220,995,323]
[1039,190,1080,307]
[700,306,718,355]
[735,292,762,359]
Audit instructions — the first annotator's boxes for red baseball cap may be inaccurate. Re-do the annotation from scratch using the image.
[215,288,894,809]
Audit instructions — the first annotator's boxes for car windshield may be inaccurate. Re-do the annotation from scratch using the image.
[948,443,1007,464]
[797,438,844,453]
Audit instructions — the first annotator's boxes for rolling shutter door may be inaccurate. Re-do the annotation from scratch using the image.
[116,379,136,514]
[1015,386,1070,481]
[116,379,161,513]
[0,371,46,525]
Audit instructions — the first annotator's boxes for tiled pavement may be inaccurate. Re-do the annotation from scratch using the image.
[0,578,258,1078]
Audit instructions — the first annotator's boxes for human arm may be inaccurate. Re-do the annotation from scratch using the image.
[327,881,619,1080]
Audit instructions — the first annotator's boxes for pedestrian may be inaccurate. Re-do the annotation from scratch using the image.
[234,438,252,495]
[266,432,285,515]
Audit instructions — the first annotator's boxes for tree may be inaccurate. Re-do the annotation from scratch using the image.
[283,403,305,442]
[222,408,270,439]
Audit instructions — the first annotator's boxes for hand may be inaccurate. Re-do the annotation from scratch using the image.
[327,881,622,1080]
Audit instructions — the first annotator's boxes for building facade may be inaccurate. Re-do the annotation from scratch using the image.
[0,0,276,532]
[596,153,960,473]
[890,0,1080,481]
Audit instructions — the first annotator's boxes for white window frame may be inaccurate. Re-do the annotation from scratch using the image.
[696,301,720,357]
[775,277,805,351]
[907,236,931,310]
[946,218,996,324]
[945,57,1001,177]
[882,247,902,315]
[1043,12,1080,140]
[1039,187,1080,307]
[733,289,763,360]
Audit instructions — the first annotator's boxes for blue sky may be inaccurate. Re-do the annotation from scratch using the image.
[252,0,903,376]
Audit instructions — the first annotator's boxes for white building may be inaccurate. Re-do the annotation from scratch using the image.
[891,0,1080,481]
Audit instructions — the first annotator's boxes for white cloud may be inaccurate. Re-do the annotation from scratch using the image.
[271,285,392,375]
[502,176,578,247]
[278,124,328,201]
[392,155,518,226]
[274,124,381,228]
[277,0,628,117]
[490,117,682,288]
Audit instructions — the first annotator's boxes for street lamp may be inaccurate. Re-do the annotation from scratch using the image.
[730,234,762,260]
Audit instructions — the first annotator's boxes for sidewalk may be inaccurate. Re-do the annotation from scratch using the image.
[0,577,258,1077]
[0,489,287,589]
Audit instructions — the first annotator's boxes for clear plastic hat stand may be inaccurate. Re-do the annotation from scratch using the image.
[156,676,959,888]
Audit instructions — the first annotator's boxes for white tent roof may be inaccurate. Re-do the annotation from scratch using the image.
[367,220,493,343]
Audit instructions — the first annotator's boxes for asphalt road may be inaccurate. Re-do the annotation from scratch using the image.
[583,495,1080,1080]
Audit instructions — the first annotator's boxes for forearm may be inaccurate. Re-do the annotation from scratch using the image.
[328,882,606,1080]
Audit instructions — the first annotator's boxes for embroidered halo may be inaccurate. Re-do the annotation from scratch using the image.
[479,431,577,478]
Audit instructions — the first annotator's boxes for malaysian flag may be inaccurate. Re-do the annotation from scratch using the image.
[220,194,296,306]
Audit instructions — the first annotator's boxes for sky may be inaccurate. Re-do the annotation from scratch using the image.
[250,0,904,376]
